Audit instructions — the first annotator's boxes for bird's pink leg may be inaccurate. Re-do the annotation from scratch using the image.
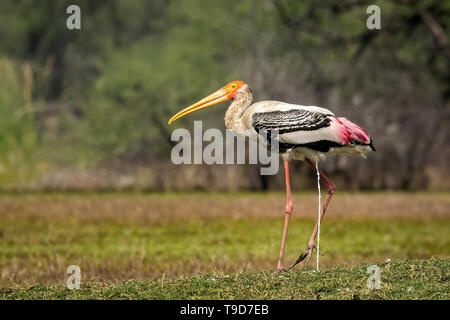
[276,160,293,271]
[287,159,336,270]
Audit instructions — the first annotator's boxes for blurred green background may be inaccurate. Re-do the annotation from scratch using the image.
[0,0,448,191]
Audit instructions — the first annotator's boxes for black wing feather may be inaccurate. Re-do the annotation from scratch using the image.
[253,109,340,153]
[252,109,331,134]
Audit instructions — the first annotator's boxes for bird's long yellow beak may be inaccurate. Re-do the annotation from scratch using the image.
[168,87,231,125]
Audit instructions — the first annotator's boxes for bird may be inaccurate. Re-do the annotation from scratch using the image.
[168,80,375,271]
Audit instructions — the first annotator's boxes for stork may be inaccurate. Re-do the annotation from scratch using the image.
[168,81,375,271]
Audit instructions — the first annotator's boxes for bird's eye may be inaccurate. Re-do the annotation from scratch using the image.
[232,84,236,88]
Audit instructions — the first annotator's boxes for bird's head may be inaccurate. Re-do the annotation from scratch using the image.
[168,80,246,124]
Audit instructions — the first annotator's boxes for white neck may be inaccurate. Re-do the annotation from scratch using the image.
[224,85,253,130]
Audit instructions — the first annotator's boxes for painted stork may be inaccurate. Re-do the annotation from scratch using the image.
[168,81,375,271]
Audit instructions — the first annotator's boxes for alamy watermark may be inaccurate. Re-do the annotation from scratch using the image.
[66,5,81,30]
[171,121,280,175]
[66,265,81,289]
[366,265,381,290]
[66,4,381,31]
[366,5,381,30]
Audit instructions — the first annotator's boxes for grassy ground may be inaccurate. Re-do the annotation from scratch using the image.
[1,259,448,299]
[0,192,448,299]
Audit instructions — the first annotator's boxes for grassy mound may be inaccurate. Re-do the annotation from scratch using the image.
[1,259,448,300]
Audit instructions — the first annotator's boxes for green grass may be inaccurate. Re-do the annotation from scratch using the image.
[1,259,448,299]
[2,216,449,286]
[0,192,448,299]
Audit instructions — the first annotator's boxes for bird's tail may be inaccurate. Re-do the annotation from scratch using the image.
[337,117,375,151]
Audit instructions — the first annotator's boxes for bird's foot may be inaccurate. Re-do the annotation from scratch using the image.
[285,243,316,271]
[276,265,284,272]
[276,261,288,272]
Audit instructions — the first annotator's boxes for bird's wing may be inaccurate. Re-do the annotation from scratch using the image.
[252,102,333,114]
[252,108,331,134]
[257,102,334,114]
[250,103,346,149]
